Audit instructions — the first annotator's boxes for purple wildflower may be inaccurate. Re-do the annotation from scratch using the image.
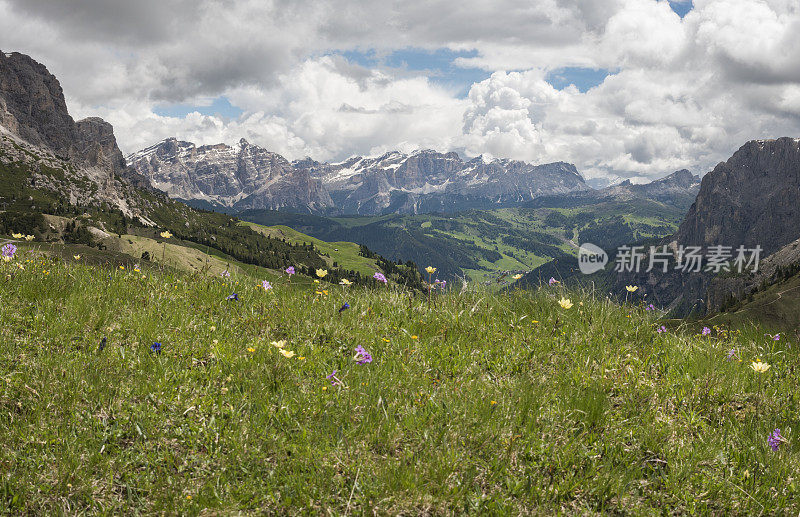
[285,266,295,276]
[2,243,17,258]
[373,272,387,284]
[150,342,162,354]
[226,293,239,301]
[354,345,373,365]
[768,428,785,451]
[726,348,736,361]
[702,326,711,336]
[548,277,558,286]
[338,302,350,314]
[326,370,342,386]
[645,303,655,311]
[220,269,230,278]
[261,280,272,290]
[656,325,667,334]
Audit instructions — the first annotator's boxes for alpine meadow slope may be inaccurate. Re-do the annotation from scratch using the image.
[1,246,799,513]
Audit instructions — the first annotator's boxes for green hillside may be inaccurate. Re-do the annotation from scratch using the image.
[705,272,800,332]
[242,222,386,278]
[0,244,797,514]
[239,198,684,286]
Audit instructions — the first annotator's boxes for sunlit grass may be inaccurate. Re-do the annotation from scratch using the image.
[0,250,798,514]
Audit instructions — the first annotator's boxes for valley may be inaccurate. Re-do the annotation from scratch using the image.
[239,197,685,285]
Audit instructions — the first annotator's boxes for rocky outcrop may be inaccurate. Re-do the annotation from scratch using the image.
[609,138,800,315]
[74,117,126,175]
[0,51,84,159]
[675,138,800,257]
[0,50,157,220]
[126,138,333,212]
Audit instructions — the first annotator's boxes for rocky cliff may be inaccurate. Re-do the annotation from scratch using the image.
[0,50,156,220]
[612,138,800,315]
[127,138,333,212]
[674,138,800,257]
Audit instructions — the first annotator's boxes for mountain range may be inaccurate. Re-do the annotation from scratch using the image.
[126,137,700,216]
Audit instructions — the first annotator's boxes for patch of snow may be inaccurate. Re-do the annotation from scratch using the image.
[405,179,450,195]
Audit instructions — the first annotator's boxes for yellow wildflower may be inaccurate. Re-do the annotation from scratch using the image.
[24,235,34,241]
[280,349,295,358]
[11,233,22,239]
[316,268,328,278]
[558,297,573,309]
[160,231,172,239]
[425,266,437,274]
[751,359,771,373]
[339,279,352,285]
[247,347,255,353]
[271,340,287,349]
[73,255,81,260]
[625,285,638,292]
[512,274,523,280]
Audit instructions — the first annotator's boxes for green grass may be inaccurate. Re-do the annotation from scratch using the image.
[241,222,382,277]
[1,248,799,514]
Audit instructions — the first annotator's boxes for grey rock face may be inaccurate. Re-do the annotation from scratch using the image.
[295,150,591,215]
[0,51,142,176]
[601,138,800,316]
[74,117,131,175]
[0,51,77,155]
[674,138,800,256]
[126,138,333,212]
[0,50,157,220]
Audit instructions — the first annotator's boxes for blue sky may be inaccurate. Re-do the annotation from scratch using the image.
[668,0,693,18]
[154,96,243,119]
[339,47,491,98]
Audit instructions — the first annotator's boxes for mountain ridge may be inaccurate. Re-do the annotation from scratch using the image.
[127,136,701,215]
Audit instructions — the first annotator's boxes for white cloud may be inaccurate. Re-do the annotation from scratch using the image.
[2,0,800,181]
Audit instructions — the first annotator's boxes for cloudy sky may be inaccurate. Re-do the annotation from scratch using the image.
[2,0,799,184]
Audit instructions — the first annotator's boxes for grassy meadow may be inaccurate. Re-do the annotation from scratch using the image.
[1,247,799,514]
